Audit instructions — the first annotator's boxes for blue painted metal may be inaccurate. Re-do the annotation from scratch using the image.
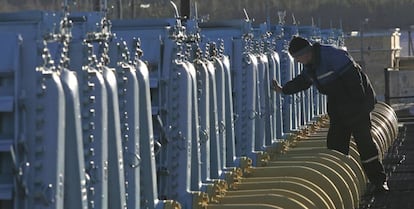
[269,23,294,137]
[101,64,127,209]
[0,32,21,209]
[0,6,349,209]
[255,51,273,149]
[60,68,89,209]
[193,58,211,183]
[266,49,284,140]
[163,57,193,207]
[234,52,258,157]
[281,25,300,133]
[0,11,67,209]
[53,13,89,209]
[30,56,65,209]
[78,44,109,209]
[293,61,304,127]
[250,28,276,147]
[219,54,237,167]
[199,20,269,164]
[91,16,127,209]
[254,50,266,151]
[279,49,295,135]
[211,55,227,174]
[114,41,141,209]
[62,12,113,209]
[256,23,285,142]
[134,46,162,209]
[110,15,197,208]
[205,55,222,179]
[184,58,202,192]
[199,19,253,57]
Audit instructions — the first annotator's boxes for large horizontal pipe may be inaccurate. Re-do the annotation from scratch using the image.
[224,188,320,209]
[204,102,398,209]
[247,166,344,209]
[233,177,335,209]
[371,101,399,156]
[207,204,283,209]
[215,194,310,208]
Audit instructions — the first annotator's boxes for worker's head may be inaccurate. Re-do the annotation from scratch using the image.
[288,36,313,64]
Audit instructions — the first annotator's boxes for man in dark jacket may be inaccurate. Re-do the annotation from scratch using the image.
[272,36,389,193]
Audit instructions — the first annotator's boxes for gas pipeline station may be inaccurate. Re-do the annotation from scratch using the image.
[0,0,413,209]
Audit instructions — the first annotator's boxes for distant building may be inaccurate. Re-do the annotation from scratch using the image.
[345,28,401,100]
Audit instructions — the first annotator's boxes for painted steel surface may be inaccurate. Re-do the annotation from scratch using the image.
[0,8,399,209]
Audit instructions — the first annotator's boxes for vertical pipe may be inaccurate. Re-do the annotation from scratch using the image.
[117,0,123,19]
[384,68,390,104]
[409,28,412,56]
[131,0,135,19]
[180,0,190,20]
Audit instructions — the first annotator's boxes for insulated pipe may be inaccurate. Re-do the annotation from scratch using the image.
[272,155,361,199]
[223,189,318,209]
[231,177,335,209]
[202,101,398,209]
[215,194,310,209]
[266,161,356,209]
[208,204,283,209]
[371,101,399,154]
[247,166,344,209]
[282,143,368,193]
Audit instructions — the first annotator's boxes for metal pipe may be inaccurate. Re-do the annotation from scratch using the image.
[180,0,190,20]
[203,102,398,209]
[117,0,123,19]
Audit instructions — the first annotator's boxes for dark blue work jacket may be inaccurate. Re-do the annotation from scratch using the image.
[281,43,376,124]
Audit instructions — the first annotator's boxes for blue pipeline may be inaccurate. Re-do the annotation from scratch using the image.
[267,50,284,140]
[220,55,237,167]
[193,59,211,182]
[135,57,160,209]
[114,42,141,209]
[59,68,88,209]
[205,58,222,179]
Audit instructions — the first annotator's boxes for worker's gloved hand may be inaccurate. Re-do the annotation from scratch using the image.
[272,79,283,93]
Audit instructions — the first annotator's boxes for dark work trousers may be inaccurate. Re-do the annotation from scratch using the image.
[327,113,387,185]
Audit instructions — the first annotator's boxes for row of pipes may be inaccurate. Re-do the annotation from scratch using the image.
[0,1,399,209]
[209,101,397,209]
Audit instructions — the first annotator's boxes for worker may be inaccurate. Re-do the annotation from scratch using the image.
[272,36,389,193]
